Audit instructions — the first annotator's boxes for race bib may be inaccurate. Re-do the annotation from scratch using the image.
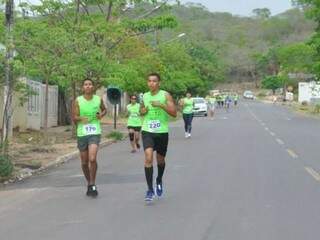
[83,124,98,135]
[148,120,161,132]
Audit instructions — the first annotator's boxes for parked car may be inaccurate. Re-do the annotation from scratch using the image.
[243,90,255,100]
[192,97,208,117]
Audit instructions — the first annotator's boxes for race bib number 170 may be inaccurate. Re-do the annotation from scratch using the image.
[83,124,98,135]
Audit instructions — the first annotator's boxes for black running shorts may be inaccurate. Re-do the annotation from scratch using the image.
[142,131,169,157]
[77,135,101,152]
[127,126,142,132]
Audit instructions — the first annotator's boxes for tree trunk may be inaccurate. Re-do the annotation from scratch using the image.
[106,1,113,22]
[1,0,14,154]
[249,69,259,89]
[43,78,49,143]
[71,81,77,139]
[58,91,70,126]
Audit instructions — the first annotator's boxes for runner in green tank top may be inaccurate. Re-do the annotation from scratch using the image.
[73,78,107,197]
[179,92,194,138]
[140,73,177,202]
[127,95,142,153]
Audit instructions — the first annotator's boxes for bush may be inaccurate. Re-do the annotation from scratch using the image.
[257,92,267,98]
[106,131,124,141]
[313,104,320,114]
[0,154,13,177]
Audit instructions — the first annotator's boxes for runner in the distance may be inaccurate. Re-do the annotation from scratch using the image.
[179,92,194,138]
[233,93,239,106]
[208,95,216,118]
[73,78,107,197]
[140,73,177,202]
[127,95,142,153]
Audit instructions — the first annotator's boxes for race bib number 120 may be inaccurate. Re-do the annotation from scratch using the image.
[148,120,161,132]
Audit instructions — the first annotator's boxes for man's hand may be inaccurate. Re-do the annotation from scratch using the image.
[96,112,103,120]
[151,101,164,108]
[80,117,89,124]
[140,106,149,115]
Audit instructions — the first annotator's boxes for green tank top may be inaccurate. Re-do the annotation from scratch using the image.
[142,90,169,133]
[209,98,216,104]
[76,95,102,137]
[127,103,142,127]
[183,98,194,114]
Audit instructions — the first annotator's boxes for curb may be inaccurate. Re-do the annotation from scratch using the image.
[1,138,122,186]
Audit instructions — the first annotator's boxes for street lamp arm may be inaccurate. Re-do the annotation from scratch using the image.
[136,0,169,19]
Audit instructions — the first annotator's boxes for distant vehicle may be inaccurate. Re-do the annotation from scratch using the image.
[192,97,208,117]
[243,90,255,100]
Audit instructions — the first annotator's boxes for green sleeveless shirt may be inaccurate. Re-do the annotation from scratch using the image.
[127,103,142,127]
[77,95,102,137]
[142,90,169,133]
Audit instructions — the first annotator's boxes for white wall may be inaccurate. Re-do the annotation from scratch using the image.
[299,82,320,103]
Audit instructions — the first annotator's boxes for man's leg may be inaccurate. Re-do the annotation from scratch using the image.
[80,150,90,184]
[156,153,166,185]
[88,144,99,186]
[144,148,154,192]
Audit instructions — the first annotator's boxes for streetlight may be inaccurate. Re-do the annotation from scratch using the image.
[163,33,186,44]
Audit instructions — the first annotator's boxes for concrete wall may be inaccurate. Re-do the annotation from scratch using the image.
[0,90,28,131]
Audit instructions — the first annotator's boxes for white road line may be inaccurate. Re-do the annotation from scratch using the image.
[287,149,298,159]
[305,167,320,181]
[270,132,276,136]
[276,138,284,145]
[265,127,269,131]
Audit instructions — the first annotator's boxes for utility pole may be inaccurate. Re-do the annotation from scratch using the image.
[1,0,14,151]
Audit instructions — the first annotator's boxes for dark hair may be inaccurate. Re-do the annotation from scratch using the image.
[147,73,161,81]
[82,78,94,86]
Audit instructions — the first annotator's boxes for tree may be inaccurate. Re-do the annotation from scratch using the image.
[277,42,315,73]
[0,0,14,176]
[261,75,283,94]
[252,8,271,19]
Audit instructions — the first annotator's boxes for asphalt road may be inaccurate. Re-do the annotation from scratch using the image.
[1,100,320,240]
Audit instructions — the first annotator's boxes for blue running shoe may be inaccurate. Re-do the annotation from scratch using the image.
[155,182,163,197]
[145,190,155,202]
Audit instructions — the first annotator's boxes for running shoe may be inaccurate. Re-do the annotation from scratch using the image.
[155,182,163,197]
[87,185,98,197]
[145,190,155,202]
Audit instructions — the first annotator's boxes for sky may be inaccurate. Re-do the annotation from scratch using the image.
[180,0,293,16]
[10,0,293,17]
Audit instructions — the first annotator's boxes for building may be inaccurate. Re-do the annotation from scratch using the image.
[298,81,320,103]
[0,78,58,131]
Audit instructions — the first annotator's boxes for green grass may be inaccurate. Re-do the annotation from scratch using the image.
[106,131,124,141]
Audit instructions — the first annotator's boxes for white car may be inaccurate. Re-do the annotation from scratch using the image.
[192,97,208,117]
[243,90,255,100]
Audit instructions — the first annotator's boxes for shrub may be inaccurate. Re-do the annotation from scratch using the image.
[0,154,13,177]
[106,131,124,141]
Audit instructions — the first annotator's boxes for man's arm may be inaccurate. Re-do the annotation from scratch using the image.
[97,98,107,119]
[72,99,87,123]
[140,100,148,116]
[161,93,177,118]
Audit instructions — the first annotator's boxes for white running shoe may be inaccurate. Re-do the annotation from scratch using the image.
[188,133,191,138]
[185,132,188,138]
